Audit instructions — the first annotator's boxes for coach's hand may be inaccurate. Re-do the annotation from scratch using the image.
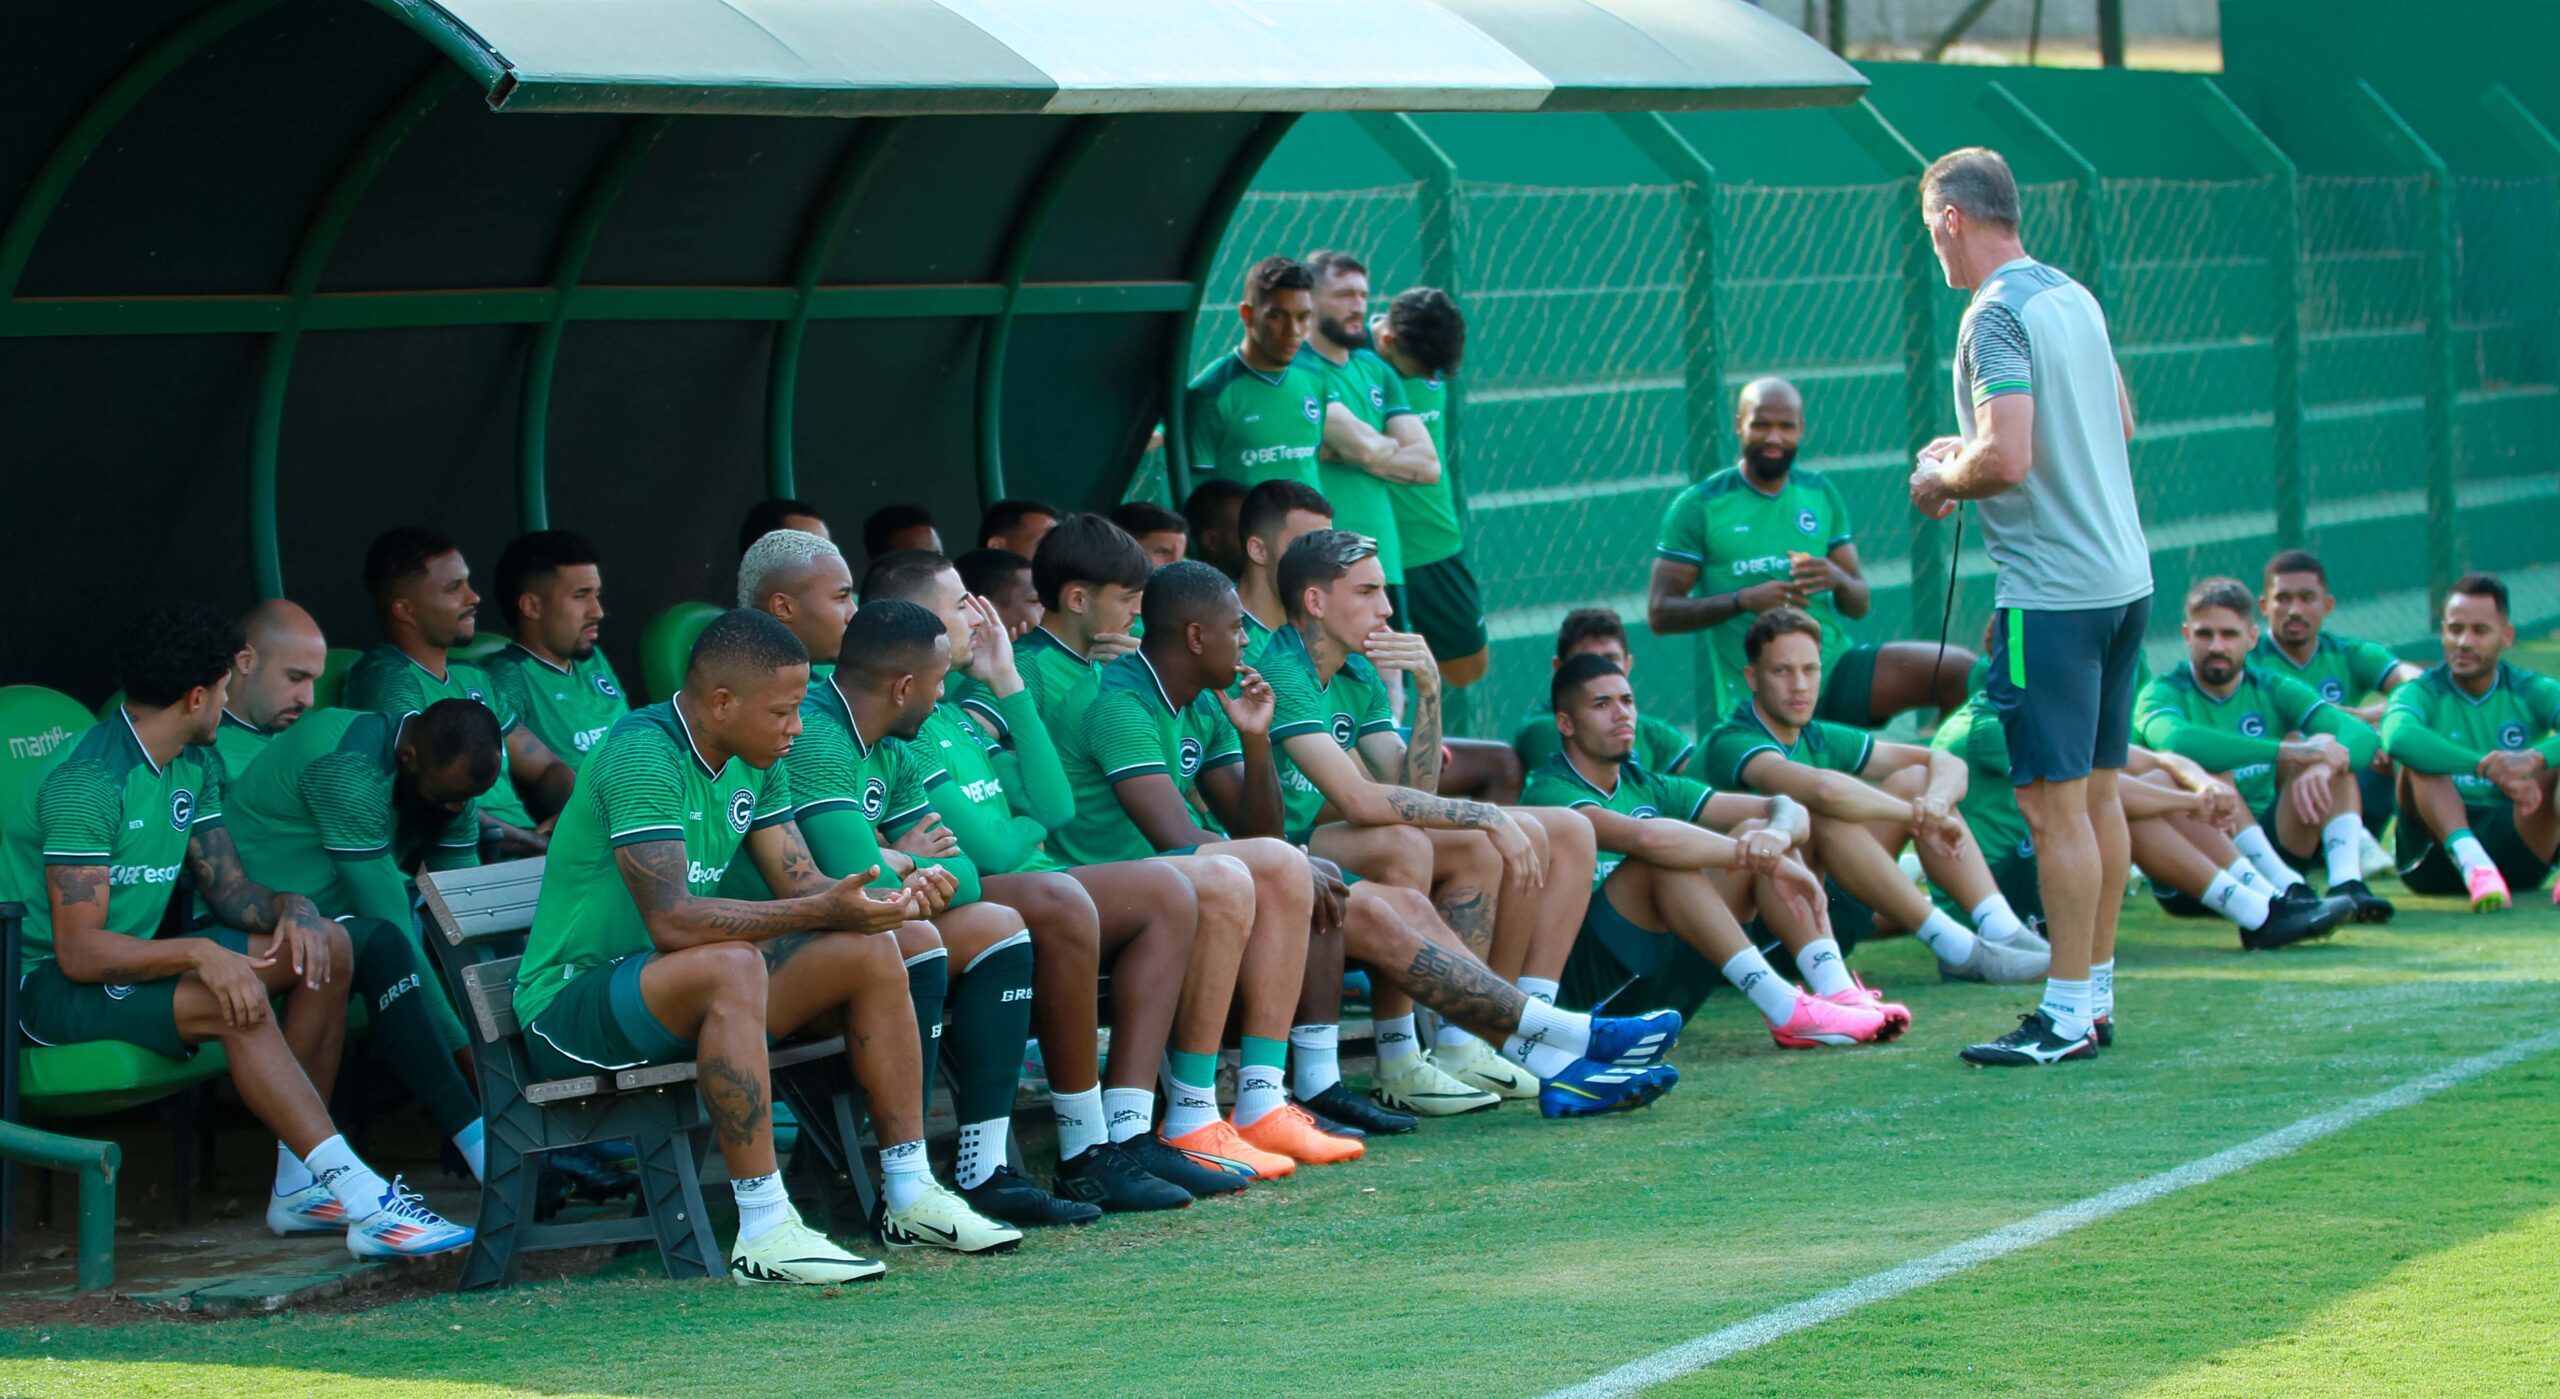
[1908,465,1957,522]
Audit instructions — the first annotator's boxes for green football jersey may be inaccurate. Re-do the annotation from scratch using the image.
[514,702,794,1026]
[1511,704,1694,780]
[1386,370,1463,568]
[1258,622,1396,840]
[1931,693,2033,866]
[724,673,940,902]
[2381,662,2560,809]
[1297,343,1413,583]
[226,708,480,929]
[2135,662,2346,812]
[2,711,223,970]
[1654,466,1857,718]
[1701,701,1875,793]
[1184,349,1327,491]
[911,701,1064,876]
[483,643,630,772]
[2251,632,2403,710]
[213,709,276,783]
[1519,756,1712,889]
[1058,652,1245,866]
[343,643,535,828]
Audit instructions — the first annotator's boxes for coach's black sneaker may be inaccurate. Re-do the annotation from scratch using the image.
[960,1164,1104,1228]
[2328,878,2397,925]
[1122,1133,1252,1198]
[2092,1014,2114,1050]
[1296,1083,1416,1136]
[1054,1141,1192,1213]
[1960,1011,2097,1067]
[2242,888,2354,950]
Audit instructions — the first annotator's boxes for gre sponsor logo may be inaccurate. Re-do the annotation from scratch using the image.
[169,789,195,831]
[6,724,74,762]
[726,789,754,834]
[686,860,731,887]
[1178,737,1204,778]
[2238,713,2267,738]
[376,972,422,1012]
[1000,988,1033,1003]
[109,862,183,887]
[861,777,888,820]
[2500,721,2529,749]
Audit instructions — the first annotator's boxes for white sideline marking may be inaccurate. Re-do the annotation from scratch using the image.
[1547,1027,2560,1399]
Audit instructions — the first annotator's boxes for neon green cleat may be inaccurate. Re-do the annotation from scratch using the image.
[1428,1039,1539,1101]
[1373,1054,1501,1116]
[730,1216,885,1286]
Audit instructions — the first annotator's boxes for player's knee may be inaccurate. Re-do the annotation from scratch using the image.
[894,919,944,961]
[1022,875,1101,956]
[1231,836,1303,885]
[1183,855,1256,941]
[691,942,769,1015]
[1537,805,1596,859]
[1370,825,1433,888]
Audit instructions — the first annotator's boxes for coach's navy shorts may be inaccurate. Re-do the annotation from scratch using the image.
[1987,596,2152,786]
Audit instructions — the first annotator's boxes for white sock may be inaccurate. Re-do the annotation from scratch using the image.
[1102,1087,1155,1144]
[2038,977,2094,1039]
[1434,1022,1486,1052]
[275,1141,315,1196]
[1721,948,1802,1027]
[1374,1013,1421,1064]
[304,1135,390,1218]
[2202,869,2272,930]
[1159,1075,1219,1137]
[2230,859,2278,895]
[879,1139,930,1212]
[1232,1065,1286,1128]
[731,1169,793,1242]
[1915,908,1979,965]
[1793,937,1855,997]
[1969,893,2029,945]
[2234,827,2304,892]
[2091,959,2116,1021]
[1053,1085,1106,1161]
[1515,976,1560,1004]
[2449,830,2497,877]
[2321,813,2364,887]
[452,1119,486,1182]
[1505,998,1591,1080]
[1288,1024,1342,1099]
[955,1119,1007,1191]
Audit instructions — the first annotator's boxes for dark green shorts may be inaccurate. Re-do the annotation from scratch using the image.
[1557,889,1721,1019]
[1398,554,1490,663]
[524,952,693,1080]
[2395,804,2555,896]
[16,927,256,1061]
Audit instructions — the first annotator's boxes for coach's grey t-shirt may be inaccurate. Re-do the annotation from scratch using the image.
[1952,257,2152,611]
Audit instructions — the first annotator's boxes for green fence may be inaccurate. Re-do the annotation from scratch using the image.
[1143,72,2560,743]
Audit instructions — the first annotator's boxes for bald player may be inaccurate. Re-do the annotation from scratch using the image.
[217,600,330,777]
[1650,378,1975,724]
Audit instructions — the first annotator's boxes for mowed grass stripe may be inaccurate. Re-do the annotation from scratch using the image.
[1551,1026,2560,1398]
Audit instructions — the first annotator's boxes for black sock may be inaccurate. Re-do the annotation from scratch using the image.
[906,951,951,1119]
[347,917,479,1137]
[945,935,1034,1189]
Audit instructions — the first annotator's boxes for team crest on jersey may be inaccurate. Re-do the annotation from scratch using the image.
[1331,713,1356,747]
[2320,679,2345,702]
[2500,721,2529,749]
[726,789,754,834]
[466,687,485,704]
[1425,377,1442,391]
[1368,384,1386,411]
[2239,713,2267,738]
[1631,805,1660,820]
[1302,396,1321,424]
[1796,509,1818,535]
[1178,737,1204,778]
[594,673,620,699]
[861,777,888,820]
[2017,834,2036,859]
[169,789,194,831]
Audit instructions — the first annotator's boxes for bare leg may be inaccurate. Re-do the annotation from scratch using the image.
[2162,807,2245,868]
[1869,640,1980,723]
[1194,838,1314,1042]
[1421,827,1501,965]
[172,979,337,1155]
[2273,763,2361,863]
[242,922,352,1100]
[2016,777,2097,983]
[1337,885,1532,1043]
[1312,822,1435,1024]
[1880,766,2002,912]
[1602,861,1753,964]
[759,929,926,1149]
[1814,816,1939,933]
[2128,814,2226,900]
[2514,769,2560,858]
[1156,853,1256,1056]
[2088,769,2128,970]
[1511,807,1598,982]
[2397,767,2473,849]
[636,942,780,1179]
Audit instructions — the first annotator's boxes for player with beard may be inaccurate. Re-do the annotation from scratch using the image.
[2383,572,2560,911]
[485,530,630,774]
[1649,378,1975,724]
[215,600,329,778]
[1298,250,1440,603]
[2258,550,2416,865]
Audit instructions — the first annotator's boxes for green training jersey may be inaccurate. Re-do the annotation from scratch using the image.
[2,711,223,970]
[1017,628,1103,729]
[912,701,1063,876]
[1297,343,1414,583]
[2135,662,2339,812]
[514,702,795,1026]
[1184,350,1327,491]
[214,709,276,784]
[1060,652,1245,866]
[1387,370,1463,567]
[1511,704,1694,780]
[1258,622,1396,840]
[1520,756,1712,889]
[1701,701,1876,793]
[724,674,939,903]
[483,643,630,772]
[1931,693,2033,865]
[1654,466,1856,718]
[2251,632,2402,711]
[343,643,535,828]
[226,708,480,928]
[2381,662,2560,809]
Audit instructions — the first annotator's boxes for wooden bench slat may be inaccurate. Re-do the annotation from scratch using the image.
[461,958,523,1045]
[417,859,547,946]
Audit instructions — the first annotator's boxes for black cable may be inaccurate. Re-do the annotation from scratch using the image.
[1933,507,1964,691]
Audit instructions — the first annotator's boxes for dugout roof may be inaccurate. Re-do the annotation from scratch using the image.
[0,0,1859,700]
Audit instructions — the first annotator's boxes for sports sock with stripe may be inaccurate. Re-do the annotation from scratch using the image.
[880,1139,929,1212]
[2447,828,2497,878]
[1288,1023,1342,1098]
[1969,893,2030,944]
[2230,859,2278,895]
[1914,908,1978,965]
[2233,827,2305,892]
[1053,1085,1107,1161]
[304,1135,390,1218]
[1505,997,1590,1079]
[2091,959,2116,1022]
[1720,947,1801,1026]
[1102,1087,1155,1143]
[1374,1013,1421,1064]
[732,1169,792,1242]
[944,933,1034,1187]
[905,948,951,1118]
[274,1141,315,1196]
[1160,1050,1221,1137]
[1793,937,1855,997]
[1232,1036,1288,1127]
[2321,813,2364,887]
[2202,869,2272,930]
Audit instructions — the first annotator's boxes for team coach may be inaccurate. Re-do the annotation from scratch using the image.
[1907,148,2153,1069]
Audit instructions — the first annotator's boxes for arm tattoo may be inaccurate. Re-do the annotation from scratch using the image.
[48,864,107,911]
[1403,686,1444,793]
[1385,787,1498,830]
[616,840,823,943]
[1398,942,1525,1036]
[696,1054,769,1150]
[771,824,831,897]
[618,840,694,918]
[186,827,283,933]
[1435,885,1494,958]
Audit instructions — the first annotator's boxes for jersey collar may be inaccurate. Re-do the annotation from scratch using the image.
[830,672,885,758]
[1557,750,1621,801]
[507,641,574,677]
[1740,699,1799,750]
[392,643,451,685]
[1134,651,1181,715]
[219,708,270,738]
[667,696,723,779]
[1026,625,1086,662]
[1229,348,1287,387]
[117,706,164,778]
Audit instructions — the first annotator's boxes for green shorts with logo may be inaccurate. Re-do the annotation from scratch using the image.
[1812,642,1883,727]
[524,952,694,1080]
[1557,885,1722,1018]
[15,926,258,1061]
[1397,554,1490,663]
[2396,804,2554,897]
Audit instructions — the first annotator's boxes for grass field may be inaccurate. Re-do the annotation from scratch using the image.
[4,864,2555,1397]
